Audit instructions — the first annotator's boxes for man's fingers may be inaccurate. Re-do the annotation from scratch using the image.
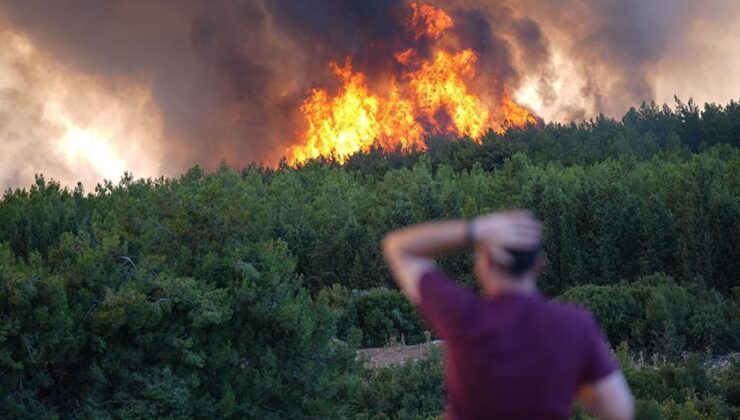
[503,237,541,250]
[510,228,542,240]
[508,224,541,235]
[496,227,542,250]
[474,209,543,250]
[510,219,542,231]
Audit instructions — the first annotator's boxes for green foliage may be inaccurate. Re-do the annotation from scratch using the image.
[619,349,740,419]
[718,356,740,416]
[353,351,444,419]
[321,286,428,348]
[355,347,740,420]
[561,276,737,356]
[1,100,740,416]
[0,171,362,418]
[559,283,641,345]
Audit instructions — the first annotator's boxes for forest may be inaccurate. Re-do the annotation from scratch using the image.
[1,99,739,418]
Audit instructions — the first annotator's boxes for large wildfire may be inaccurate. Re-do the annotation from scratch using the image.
[289,3,537,163]
[1,0,739,189]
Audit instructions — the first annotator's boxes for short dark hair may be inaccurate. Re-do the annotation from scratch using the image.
[492,245,542,277]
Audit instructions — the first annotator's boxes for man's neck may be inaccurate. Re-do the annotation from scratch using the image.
[483,277,537,297]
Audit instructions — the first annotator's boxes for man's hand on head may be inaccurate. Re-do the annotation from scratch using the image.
[381,210,542,303]
[471,210,543,268]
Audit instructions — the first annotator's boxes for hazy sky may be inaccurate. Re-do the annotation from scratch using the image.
[0,0,738,190]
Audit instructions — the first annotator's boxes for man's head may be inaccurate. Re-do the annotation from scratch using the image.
[471,211,543,294]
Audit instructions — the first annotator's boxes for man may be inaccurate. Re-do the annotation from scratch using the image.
[382,210,634,420]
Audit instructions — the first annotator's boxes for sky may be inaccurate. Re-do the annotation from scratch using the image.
[0,0,738,190]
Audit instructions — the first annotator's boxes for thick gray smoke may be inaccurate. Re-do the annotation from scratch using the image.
[509,0,740,118]
[0,0,739,189]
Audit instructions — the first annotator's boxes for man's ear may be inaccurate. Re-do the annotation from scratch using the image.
[534,254,545,274]
[473,249,490,281]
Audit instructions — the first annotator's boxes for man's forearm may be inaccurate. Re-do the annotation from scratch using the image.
[381,220,470,303]
[382,220,470,258]
[381,211,540,303]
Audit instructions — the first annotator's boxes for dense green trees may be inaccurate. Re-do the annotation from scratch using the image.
[353,351,444,419]
[1,230,360,418]
[561,275,739,356]
[1,100,739,417]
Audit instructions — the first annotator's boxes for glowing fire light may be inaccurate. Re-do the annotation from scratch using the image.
[0,30,163,189]
[57,122,127,182]
[409,2,454,40]
[289,3,537,163]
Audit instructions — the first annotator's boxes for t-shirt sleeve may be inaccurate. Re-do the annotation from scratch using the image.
[418,269,477,340]
[580,312,619,384]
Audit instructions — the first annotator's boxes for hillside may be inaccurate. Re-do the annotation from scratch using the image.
[1,100,739,418]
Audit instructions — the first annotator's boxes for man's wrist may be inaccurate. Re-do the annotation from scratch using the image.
[465,219,477,246]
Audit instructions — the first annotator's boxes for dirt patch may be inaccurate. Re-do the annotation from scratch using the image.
[357,340,444,368]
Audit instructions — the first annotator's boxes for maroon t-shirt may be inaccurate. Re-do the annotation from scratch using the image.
[418,270,618,420]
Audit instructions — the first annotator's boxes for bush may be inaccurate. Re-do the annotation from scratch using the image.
[561,277,736,357]
[324,286,429,348]
[560,283,641,345]
[354,350,444,419]
[0,234,361,418]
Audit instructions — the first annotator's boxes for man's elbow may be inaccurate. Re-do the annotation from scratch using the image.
[615,396,635,420]
[590,372,634,420]
[381,232,399,259]
[605,390,634,420]
[608,408,634,420]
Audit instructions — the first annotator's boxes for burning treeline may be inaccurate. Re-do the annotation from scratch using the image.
[289,3,537,163]
[1,0,739,189]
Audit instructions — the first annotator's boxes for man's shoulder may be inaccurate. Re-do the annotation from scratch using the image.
[418,269,479,336]
[420,269,475,300]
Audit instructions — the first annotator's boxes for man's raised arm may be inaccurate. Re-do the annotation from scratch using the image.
[381,211,542,303]
[381,220,469,303]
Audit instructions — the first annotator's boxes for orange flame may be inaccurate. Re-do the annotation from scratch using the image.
[409,2,454,40]
[289,3,536,163]
[408,49,490,139]
[289,60,426,163]
[498,94,539,132]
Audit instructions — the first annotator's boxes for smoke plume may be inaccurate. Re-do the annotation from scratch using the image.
[0,0,738,189]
